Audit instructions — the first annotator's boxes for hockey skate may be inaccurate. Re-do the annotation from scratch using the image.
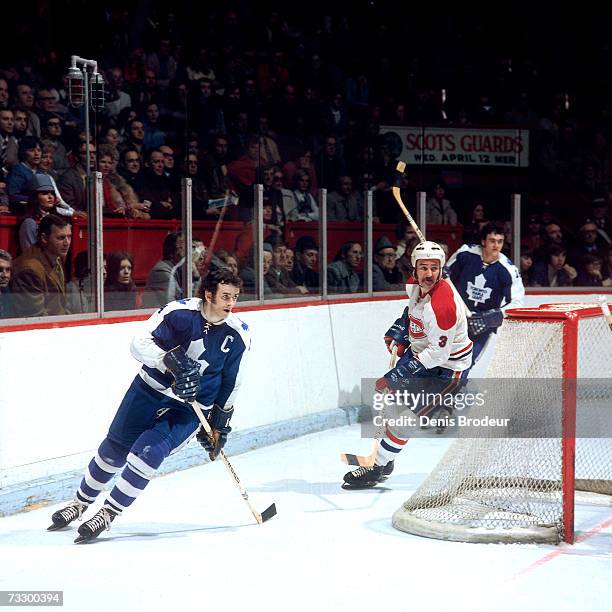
[47,500,88,531]
[74,505,118,544]
[342,461,394,489]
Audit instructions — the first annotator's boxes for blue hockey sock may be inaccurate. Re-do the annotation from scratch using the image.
[106,430,172,513]
[76,437,129,504]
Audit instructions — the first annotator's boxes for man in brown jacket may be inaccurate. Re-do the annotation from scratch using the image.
[11,214,72,317]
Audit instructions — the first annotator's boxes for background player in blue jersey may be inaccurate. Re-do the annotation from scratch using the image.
[446,222,525,363]
[48,268,251,543]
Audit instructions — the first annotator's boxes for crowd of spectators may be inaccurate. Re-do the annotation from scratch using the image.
[1,5,612,316]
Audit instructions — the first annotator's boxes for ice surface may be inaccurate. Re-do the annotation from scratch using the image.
[0,425,610,612]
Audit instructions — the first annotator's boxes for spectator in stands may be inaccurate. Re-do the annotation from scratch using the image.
[98,145,151,219]
[529,245,576,287]
[373,235,404,291]
[0,249,13,318]
[519,250,533,286]
[35,88,58,124]
[327,241,363,294]
[262,166,288,227]
[282,148,318,195]
[426,180,458,225]
[202,134,231,200]
[134,149,176,219]
[57,140,95,214]
[283,246,295,277]
[214,249,240,276]
[265,235,298,296]
[143,232,185,307]
[7,136,42,212]
[568,220,606,268]
[118,147,142,191]
[589,198,611,244]
[575,254,605,287]
[287,170,319,221]
[10,214,71,316]
[0,79,8,110]
[104,250,138,311]
[0,109,18,173]
[12,108,29,139]
[227,136,262,195]
[316,135,346,189]
[327,175,363,222]
[291,235,319,293]
[19,174,58,251]
[190,77,225,141]
[533,221,567,264]
[123,119,146,157]
[521,213,544,253]
[105,67,132,120]
[395,221,420,279]
[159,144,180,190]
[41,114,68,172]
[13,83,40,137]
[257,114,281,167]
[101,126,121,150]
[183,153,210,219]
[463,202,488,244]
[143,103,166,150]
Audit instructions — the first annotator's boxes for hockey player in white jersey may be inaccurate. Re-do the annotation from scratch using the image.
[447,222,524,363]
[343,241,472,489]
[47,268,251,543]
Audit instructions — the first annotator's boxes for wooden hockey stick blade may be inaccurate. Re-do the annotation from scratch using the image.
[260,503,277,523]
[340,451,376,467]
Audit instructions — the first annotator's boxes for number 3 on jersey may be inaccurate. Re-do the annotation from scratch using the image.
[438,335,448,347]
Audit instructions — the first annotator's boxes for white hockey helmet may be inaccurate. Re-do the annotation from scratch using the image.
[411,240,446,269]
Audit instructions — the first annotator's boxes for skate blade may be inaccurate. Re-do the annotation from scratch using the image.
[47,523,68,531]
[74,533,97,544]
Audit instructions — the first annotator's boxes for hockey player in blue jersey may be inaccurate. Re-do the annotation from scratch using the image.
[446,222,525,363]
[48,267,251,543]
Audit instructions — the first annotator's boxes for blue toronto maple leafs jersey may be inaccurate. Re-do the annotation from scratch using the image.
[446,245,525,313]
[130,297,251,409]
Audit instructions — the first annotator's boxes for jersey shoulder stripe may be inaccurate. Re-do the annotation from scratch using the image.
[429,280,457,330]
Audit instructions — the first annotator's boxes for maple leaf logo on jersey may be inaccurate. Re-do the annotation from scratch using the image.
[466,273,492,306]
[409,314,426,338]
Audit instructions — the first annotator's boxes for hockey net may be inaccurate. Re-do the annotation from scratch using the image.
[392,303,612,544]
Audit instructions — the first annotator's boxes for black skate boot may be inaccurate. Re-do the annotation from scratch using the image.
[74,505,118,544]
[47,500,88,531]
[342,461,394,489]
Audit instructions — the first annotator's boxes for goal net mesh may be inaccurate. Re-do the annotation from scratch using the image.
[392,306,612,543]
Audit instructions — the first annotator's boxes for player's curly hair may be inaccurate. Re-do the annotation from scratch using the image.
[198,267,242,299]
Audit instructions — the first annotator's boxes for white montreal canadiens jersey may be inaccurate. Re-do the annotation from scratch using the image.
[406,278,472,371]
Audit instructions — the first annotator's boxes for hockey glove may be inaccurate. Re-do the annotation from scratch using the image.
[163,346,200,401]
[467,308,504,339]
[377,357,425,392]
[197,405,234,460]
[384,312,410,357]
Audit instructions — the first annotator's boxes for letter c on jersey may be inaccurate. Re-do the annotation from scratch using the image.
[221,335,234,353]
[409,315,426,339]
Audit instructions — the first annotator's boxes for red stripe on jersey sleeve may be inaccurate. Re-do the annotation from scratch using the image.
[429,281,457,331]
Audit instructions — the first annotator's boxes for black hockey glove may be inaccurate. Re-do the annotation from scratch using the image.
[163,346,200,401]
[197,404,234,461]
[467,308,504,339]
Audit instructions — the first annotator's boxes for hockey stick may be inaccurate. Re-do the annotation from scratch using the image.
[191,400,277,524]
[392,161,472,318]
[340,345,398,467]
[596,295,612,333]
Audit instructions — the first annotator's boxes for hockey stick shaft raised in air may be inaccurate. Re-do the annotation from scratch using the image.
[392,161,472,318]
[191,400,277,524]
[340,346,398,467]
